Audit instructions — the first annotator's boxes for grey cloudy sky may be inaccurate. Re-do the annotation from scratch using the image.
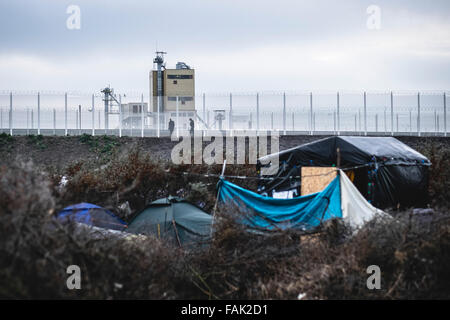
[0,0,449,93]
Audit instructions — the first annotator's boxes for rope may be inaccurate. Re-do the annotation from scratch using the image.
[165,163,372,181]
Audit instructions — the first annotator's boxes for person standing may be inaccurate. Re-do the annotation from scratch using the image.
[168,118,175,136]
[189,118,194,136]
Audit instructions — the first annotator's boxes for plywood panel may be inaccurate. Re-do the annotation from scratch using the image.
[301,167,337,196]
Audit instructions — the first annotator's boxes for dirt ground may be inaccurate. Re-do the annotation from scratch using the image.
[1,134,448,170]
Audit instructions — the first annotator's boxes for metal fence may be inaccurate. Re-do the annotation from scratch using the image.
[0,90,448,137]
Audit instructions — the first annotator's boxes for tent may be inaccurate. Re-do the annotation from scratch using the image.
[57,203,127,231]
[127,197,213,246]
[218,170,386,230]
[257,136,430,209]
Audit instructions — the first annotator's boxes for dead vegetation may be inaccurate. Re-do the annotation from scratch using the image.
[0,136,449,299]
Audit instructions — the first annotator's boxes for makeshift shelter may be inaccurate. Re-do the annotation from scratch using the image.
[57,203,127,231]
[127,197,213,246]
[257,136,430,209]
[218,170,385,230]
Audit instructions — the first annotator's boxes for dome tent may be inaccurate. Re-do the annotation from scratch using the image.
[57,203,127,231]
[127,197,212,246]
[257,136,431,209]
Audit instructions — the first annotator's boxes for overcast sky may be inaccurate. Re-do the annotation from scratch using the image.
[0,0,449,94]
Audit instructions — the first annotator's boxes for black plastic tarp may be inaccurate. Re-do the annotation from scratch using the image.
[257,136,430,209]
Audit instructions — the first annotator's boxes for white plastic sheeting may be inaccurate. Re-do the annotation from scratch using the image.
[339,170,387,228]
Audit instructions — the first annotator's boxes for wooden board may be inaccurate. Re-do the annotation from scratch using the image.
[301,167,337,196]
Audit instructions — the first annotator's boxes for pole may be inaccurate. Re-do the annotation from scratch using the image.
[53,108,56,135]
[292,112,295,131]
[92,94,95,136]
[375,114,378,132]
[417,92,421,137]
[444,92,447,137]
[396,113,399,134]
[310,92,313,135]
[119,94,122,137]
[358,109,361,134]
[390,91,394,136]
[333,111,336,135]
[337,91,340,135]
[229,93,233,131]
[176,96,179,138]
[256,92,260,132]
[410,110,412,135]
[26,108,29,135]
[364,91,367,136]
[9,92,12,136]
[202,93,206,126]
[157,95,160,138]
[65,92,68,136]
[78,104,81,135]
[283,92,286,135]
[271,112,274,131]
[141,93,144,138]
[37,92,40,135]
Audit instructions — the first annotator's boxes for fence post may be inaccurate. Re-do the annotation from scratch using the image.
[78,104,81,135]
[396,114,399,134]
[176,96,179,138]
[384,109,387,135]
[390,91,394,136]
[364,91,367,136]
[410,110,412,135]
[202,93,206,125]
[53,108,56,135]
[310,92,313,135]
[417,92,421,137]
[337,91,340,135]
[119,94,122,137]
[141,93,144,138]
[9,92,12,136]
[256,92,260,132]
[157,96,160,138]
[229,93,233,132]
[283,92,286,135]
[444,92,447,137]
[271,112,274,131]
[292,112,295,131]
[358,109,361,134]
[37,92,40,135]
[92,94,95,136]
[65,92,68,136]
[26,108,29,135]
[333,111,336,135]
[375,114,378,132]
[354,113,357,132]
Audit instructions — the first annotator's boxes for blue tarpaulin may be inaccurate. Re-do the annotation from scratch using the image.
[57,203,127,231]
[218,176,343,230]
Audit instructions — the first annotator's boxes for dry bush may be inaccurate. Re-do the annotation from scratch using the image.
[1,155,449,299]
